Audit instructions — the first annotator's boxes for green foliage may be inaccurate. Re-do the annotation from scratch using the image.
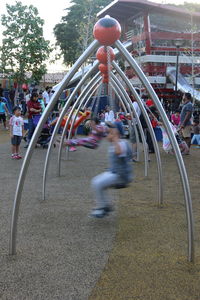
[0,1,51,84]
[176,2,200,12]
[54,0,113,66]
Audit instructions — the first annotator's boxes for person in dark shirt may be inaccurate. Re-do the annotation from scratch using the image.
[24,92,41,148]
[0,84,4,97]
[9,86,15,107]
[180,93,193,150]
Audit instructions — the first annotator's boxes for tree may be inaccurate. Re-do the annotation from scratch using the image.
[0,1,51,84]
[54,0,113,66]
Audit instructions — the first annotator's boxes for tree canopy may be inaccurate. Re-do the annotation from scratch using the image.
[0,1,51,84]
[54,0,113,66]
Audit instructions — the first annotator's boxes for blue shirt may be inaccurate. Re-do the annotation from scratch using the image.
[180,101,193,126]
[0,102,6,114]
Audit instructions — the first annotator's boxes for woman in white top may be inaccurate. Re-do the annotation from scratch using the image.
[104,105,115,123]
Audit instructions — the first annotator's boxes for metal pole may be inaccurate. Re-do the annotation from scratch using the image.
[57,75,101,176]
[42,71,100,201]
[175,45,180,93]
[9,40,99,255]
[110,81,140,158]
[111,74,149,177]
[115,40,194,262]
[112,61,162,205]
[64,78,102,157]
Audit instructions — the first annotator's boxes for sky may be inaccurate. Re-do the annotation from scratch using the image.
[0,0,199,71]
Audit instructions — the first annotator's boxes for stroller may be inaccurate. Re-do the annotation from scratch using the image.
[33,115,52,148]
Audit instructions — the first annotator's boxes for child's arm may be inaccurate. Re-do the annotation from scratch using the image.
[10,125,13,138]
[5,105,10,116]
[9,117,13,137]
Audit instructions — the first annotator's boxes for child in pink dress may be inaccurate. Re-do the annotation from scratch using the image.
[64,117,106,149]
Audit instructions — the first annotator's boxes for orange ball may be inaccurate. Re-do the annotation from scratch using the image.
[96,46,115,64]
[93,16,121,46]
[98,63,112,74]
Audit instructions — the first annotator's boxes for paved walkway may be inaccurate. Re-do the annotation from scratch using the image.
[0,128,200,299]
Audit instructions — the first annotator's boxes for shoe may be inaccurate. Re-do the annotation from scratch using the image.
[12,155,18,159]
[11,154,17,159]
[69,146,77,152]
[90,206,113,218]
[103,205,113,213]
[24,144,29,148]
[16,155,22,159]
[132,158,138,162]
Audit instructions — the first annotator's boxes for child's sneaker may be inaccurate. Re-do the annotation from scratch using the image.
[90,208,107,218]
[16,154,22,159]
[90,206,113,218]
[11,154,16,159]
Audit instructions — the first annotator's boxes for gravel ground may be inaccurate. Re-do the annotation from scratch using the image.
[1,127,200,300]
[0,129,118,300]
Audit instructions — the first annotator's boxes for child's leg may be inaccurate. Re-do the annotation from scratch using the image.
[11,145,16,156]
[15,137,22,157]
[65,137,98,149]
[11,136,16,157]
[3,114,7,129]
[91,171,119,209]
[16,144,19,154]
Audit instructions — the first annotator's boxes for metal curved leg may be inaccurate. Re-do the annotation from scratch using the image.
[9,40,99,255]
[112,61,163,205]
[57,76,101,175]
[114,40,194,262]
[42,71,100,201]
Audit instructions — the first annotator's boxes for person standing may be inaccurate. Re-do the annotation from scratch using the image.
[0,84,4,98]
[105,105,115,123]
[9,106,24,159]
[24,92,41,148]
[180,93,193,151]
[129,99,141,161]
[38,91,46,113]
[191,119,200,148]
[9,86,16,108]
[0,97,9,129]
[43,87,50,106]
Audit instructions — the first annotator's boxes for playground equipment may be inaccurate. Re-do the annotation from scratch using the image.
[9,16,194,262]
[167,67,200,101]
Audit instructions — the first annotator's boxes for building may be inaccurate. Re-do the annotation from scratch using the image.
[97,0,200,105]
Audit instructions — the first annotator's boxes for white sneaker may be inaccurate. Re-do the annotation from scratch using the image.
[90,208,107,218]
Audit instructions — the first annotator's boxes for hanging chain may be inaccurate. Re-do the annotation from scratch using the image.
[93,82,103,118]
[106,46,115,115]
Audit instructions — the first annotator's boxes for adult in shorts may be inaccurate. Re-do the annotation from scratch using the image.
[180,93,193,151]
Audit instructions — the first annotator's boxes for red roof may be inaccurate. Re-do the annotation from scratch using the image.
[97,0,200,21]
